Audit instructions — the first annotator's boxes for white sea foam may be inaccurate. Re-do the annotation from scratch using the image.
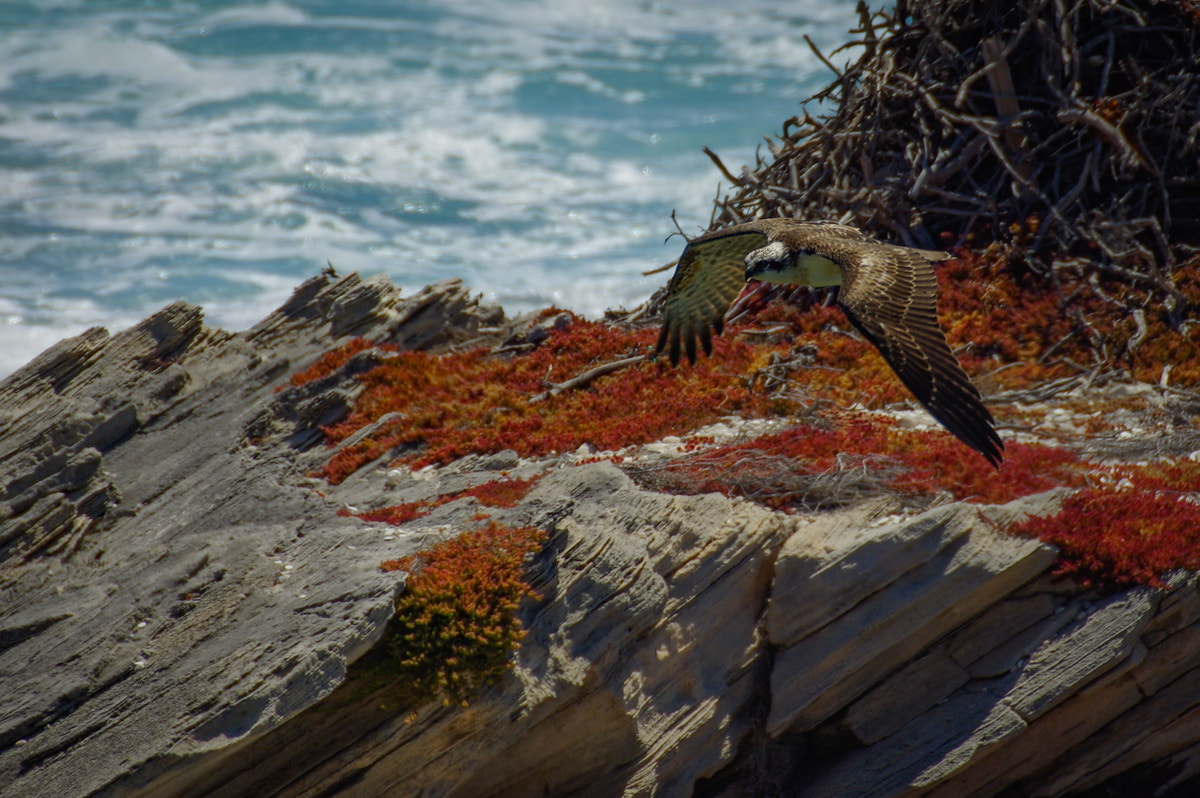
[0,0,861,377]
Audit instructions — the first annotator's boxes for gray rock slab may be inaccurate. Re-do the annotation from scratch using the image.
[1135,617,1200,696]
[800,682,1029,798]
[1030,661,1200,796]
[919,649,1147,798]
[798,587,1159,798]
[766,501,965,647]
[945,588,1068,674]
[0,275,504,798]
[1002,586,1159,722]
[840,648,971,745]
[5,270,1200,798]
[868,586,1157,795]
[828,585,1167,797]
[1142,577,1200,646]
[140,463,792,798]
[767,500,1056,735]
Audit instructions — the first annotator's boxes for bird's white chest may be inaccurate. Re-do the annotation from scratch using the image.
[794,251,844,287]
[753,244,843,287]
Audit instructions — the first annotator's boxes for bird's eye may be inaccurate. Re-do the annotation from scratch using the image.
[745,241,790,276]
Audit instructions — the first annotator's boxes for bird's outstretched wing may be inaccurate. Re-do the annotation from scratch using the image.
[655,229,765,364]
[835,245,1004,467]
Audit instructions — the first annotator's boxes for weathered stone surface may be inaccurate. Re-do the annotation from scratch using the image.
[767,499,1058,735]
[767,501,963,646]
[950,589,1068,678]
[1029,658,1200,796]
[841,648,971,745]
[1142,581,1200,646]
[792,587,1160,798]
[920,650,1147,798]
[130,464,789,798]
[837,579,1073,748]
[1134,617,1200,696]
[1002,587,1158,722]
[0,275,509,798]
[802,684,1030,798]
[3,272,1200,798]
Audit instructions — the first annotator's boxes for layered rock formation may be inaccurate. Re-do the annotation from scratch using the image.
[2,273,1198,797]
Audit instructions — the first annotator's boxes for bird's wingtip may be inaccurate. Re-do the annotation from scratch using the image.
[980,435,1005,469]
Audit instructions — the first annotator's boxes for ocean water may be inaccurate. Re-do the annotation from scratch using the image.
[0,0,860,376]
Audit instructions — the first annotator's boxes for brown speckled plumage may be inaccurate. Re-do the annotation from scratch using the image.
[657,219,1004,467]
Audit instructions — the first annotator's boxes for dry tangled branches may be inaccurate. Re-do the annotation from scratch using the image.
[624,449,900,513]
[709,0,1200,315]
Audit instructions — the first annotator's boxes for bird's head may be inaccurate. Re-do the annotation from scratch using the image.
[745,242,843,288]
[743,241,793,284]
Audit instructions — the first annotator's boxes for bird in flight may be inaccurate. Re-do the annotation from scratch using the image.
[656,218,1004,467]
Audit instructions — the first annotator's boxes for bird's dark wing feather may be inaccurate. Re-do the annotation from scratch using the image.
[656,230,767,364]
[836,246,1004,467]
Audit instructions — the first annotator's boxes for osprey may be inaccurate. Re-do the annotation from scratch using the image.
[656,218,1004,467]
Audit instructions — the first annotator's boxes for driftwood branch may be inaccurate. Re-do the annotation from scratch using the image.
[703,146,743,186]
[530,355,648,403]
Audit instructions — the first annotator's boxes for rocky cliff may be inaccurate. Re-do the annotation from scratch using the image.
[2,273,1199,798]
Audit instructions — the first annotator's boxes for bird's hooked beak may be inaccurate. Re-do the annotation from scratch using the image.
[743,240,791,283]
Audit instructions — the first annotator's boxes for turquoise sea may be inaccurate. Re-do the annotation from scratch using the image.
[0,0,859,375]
